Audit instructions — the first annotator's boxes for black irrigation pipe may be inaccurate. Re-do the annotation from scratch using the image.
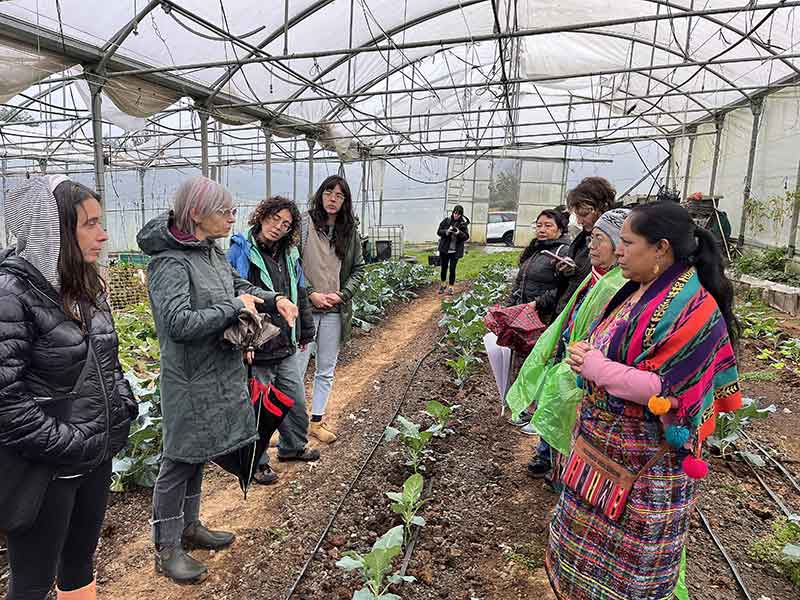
[399,477,434,577]
[741,430,800,495]
[743,458,795,520]
[284,335,446,600]
[696,507,755,600]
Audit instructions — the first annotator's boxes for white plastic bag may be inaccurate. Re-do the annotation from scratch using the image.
[483,332,512,414]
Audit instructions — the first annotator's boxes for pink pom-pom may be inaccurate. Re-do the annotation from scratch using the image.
[682,455,709,479]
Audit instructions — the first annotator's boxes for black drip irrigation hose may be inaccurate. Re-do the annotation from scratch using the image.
[741,430,800,495]
[743,456,796,519]
[284,335,446,600]
[696,507,754,600]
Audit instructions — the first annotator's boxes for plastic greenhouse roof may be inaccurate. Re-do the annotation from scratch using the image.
[2,0,800,171]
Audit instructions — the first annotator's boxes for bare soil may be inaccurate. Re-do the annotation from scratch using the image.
[1,288,798,600]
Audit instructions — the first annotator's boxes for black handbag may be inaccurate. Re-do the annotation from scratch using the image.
[0,446,54,535]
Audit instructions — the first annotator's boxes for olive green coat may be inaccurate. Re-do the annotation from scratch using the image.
[137,212,278,463]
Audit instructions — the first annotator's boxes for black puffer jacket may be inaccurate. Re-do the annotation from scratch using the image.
[0,249,136,477]
[556,230,592,313]
[437,216,470,259]
[507,236,569,322]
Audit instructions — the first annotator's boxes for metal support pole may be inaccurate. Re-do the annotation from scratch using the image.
[682,127,697,200]
[87,72,107,267]
[1,157,8,247]
[199,110,210,177]
[139,168,146,230]
[292,139,298,207]
[216,120,223,184]
[788,160,800,258]
[560,94,574,200]
[708,114,724,197]
[306,138,316,202]
[361,157,368,237]
[263,125,273,198]
[738,100,763,248]
[665,138,675,190]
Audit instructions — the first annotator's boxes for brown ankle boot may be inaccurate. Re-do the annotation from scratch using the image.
[56,580,96,600]
[309,421,337,444]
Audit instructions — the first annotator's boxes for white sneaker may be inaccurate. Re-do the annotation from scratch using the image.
[520,422,538,436]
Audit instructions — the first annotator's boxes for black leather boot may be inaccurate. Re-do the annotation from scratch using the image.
[182,521,235,550]
[154,546,207,584]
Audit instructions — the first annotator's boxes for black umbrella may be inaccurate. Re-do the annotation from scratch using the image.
[212,368,295,496]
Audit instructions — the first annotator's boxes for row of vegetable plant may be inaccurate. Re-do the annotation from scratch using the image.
[438,264,511,385]
[335,401,458,599]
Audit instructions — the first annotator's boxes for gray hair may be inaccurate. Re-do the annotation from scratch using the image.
[172,176,232,234]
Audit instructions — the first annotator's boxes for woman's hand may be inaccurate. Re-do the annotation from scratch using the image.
[243,349,254,365]
[240,293,264,315]
[565,341,592,373]
[276,297,299,327]
[325,292,343,306]
[309,292,333,310]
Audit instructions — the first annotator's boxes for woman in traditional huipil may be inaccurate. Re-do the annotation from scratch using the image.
[548,202,742,599]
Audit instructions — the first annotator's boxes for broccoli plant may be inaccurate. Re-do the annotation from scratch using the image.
[336,525,416,600]
[384,416,433,473]
[424,400,459,437]
[386,473,429,544]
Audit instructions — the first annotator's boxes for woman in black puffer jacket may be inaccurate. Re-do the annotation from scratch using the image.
[0,177,136,600]
[507,209,570,323]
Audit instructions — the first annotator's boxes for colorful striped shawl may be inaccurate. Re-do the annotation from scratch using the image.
[597,263,741,444]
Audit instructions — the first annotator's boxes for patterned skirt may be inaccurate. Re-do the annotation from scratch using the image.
[545,404,697,599]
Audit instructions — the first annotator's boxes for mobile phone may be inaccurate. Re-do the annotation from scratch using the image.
[542,249,576,267]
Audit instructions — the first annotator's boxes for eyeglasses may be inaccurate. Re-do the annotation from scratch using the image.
[217,207,238,218]
[268,213,293,232]
[322,189,346,202]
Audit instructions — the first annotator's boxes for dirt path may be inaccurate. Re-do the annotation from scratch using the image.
[96,289,443,600]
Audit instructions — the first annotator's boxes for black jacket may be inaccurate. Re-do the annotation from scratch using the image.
[508,236,569,322]
[0,250,136,477]
[437,216,470,259]
[556,230,592,313]
[247,239,315,365]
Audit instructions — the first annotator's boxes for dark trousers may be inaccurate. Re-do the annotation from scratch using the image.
[5,460,112,600]
[440,252,459,285]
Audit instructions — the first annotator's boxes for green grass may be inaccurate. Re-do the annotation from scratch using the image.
[502,543,545,572]
[750,518,800,587]
[406,244,521,282]
[740,370,780,383]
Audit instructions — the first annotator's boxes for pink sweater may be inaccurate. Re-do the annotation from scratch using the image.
[580,350,662,405]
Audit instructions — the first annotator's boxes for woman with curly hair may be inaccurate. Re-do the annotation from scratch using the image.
[228,196,318,484]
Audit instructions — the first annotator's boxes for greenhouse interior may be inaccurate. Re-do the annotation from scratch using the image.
[2,2,800,600]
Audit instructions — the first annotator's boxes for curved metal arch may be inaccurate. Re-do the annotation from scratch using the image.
[320,38,700,132]
[644,0,800,81]
[205,0,339,103]
[271,0,488,119]
[275,0,793,124]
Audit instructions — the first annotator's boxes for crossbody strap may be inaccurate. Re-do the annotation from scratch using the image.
[634,443,670,481]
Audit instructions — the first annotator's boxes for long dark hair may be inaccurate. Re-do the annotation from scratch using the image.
[309,175,355,261]
[249,195,301,255]
[53,181,105,321]
[628,202,740,345]
[519,209,569,265]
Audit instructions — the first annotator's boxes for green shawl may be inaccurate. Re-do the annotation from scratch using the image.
[505,266,627,455]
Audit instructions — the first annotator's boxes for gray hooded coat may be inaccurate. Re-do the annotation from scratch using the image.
[137,212,278,463]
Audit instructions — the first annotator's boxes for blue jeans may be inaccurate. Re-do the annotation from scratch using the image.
[252,350,309,456]
[536,439,552,465]
[296,312,342,418]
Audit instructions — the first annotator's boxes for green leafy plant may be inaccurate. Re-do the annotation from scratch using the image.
[439,264,510,384]
[385,416,434,473]
[352,261,433,331]
[750,517,800,587]
[739,370,780,383]
[386,473,429,544]
[336,525,416,600]
[424,400,459,436]
[707,397,775,463]
[733,245,800,286]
